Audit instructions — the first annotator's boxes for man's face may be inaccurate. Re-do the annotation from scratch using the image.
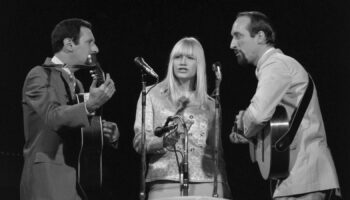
[230,16,259,65]
[72,27,99,65]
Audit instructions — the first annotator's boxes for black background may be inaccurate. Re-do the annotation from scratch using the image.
[1,0,349,199]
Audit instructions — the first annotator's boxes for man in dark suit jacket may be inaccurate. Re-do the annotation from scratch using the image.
[20,18,119,200]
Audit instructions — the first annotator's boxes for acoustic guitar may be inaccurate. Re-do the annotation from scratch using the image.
[236,105,290,180]
[76,54,105,198]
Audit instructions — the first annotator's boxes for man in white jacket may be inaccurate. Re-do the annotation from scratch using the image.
[229,11,341,200]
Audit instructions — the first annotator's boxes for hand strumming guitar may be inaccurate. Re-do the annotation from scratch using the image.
[85,73,115,113]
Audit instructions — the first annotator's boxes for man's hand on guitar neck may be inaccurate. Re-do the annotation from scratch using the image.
[229,110,249,144]
[86,73,115,113]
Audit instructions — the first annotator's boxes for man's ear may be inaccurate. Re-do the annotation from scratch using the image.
[62,38,74,52]
[256,31,267,44]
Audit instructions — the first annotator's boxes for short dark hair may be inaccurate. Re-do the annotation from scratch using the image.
[237,11,276,45]
[51,18,92,54]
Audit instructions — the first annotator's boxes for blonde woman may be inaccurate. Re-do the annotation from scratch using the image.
[134,37,231,199]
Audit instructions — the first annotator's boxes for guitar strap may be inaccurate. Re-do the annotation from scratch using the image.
[275,74,314,152]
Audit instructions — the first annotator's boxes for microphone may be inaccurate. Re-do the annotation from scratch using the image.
[154,97,189,137]
[212,62,222,80]
[134,57,159,78]
[154,123,178,137]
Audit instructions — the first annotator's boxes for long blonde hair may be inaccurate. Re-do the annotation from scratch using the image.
[165,37,208,106]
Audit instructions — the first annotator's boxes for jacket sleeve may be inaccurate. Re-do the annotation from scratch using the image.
[243,60,292,138]
[23,66,90,132]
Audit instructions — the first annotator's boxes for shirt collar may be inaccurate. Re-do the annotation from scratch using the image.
[51,56,64,65]
[51,56,73,76]
[257,47,274,68]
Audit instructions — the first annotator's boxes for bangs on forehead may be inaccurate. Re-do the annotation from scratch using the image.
[173,41,195,57]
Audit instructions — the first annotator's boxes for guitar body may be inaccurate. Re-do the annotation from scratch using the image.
[250,105,290,180]
[76,93,104,198]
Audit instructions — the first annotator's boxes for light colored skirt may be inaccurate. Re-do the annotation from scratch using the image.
[147,181,232,200]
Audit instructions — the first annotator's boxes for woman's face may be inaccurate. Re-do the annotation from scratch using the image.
[173,53,197,82]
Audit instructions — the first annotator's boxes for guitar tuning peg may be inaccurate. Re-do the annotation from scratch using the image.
[91,74,97,79]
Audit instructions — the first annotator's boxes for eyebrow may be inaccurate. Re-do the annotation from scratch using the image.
[86,38,94,43]
[234,31,244,36]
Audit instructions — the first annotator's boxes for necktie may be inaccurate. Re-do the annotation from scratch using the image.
[62,66,77,97]
[69,73,77,96]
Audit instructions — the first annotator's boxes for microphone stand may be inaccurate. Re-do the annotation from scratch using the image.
[177,116,189,196]
[212,66,222,198]
[135,56,159,200]
[139,72,147,200]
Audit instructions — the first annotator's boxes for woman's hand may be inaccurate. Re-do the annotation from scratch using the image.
[162,124,179,148]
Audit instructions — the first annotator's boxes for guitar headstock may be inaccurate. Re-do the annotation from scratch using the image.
[87,54,105,86]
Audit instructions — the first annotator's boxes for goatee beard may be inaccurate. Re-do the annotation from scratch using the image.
[237,54,248,66]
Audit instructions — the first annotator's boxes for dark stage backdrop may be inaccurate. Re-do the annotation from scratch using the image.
[1,0,349,199]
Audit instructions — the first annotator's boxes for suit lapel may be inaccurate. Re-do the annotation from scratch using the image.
[42,58,77,104]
